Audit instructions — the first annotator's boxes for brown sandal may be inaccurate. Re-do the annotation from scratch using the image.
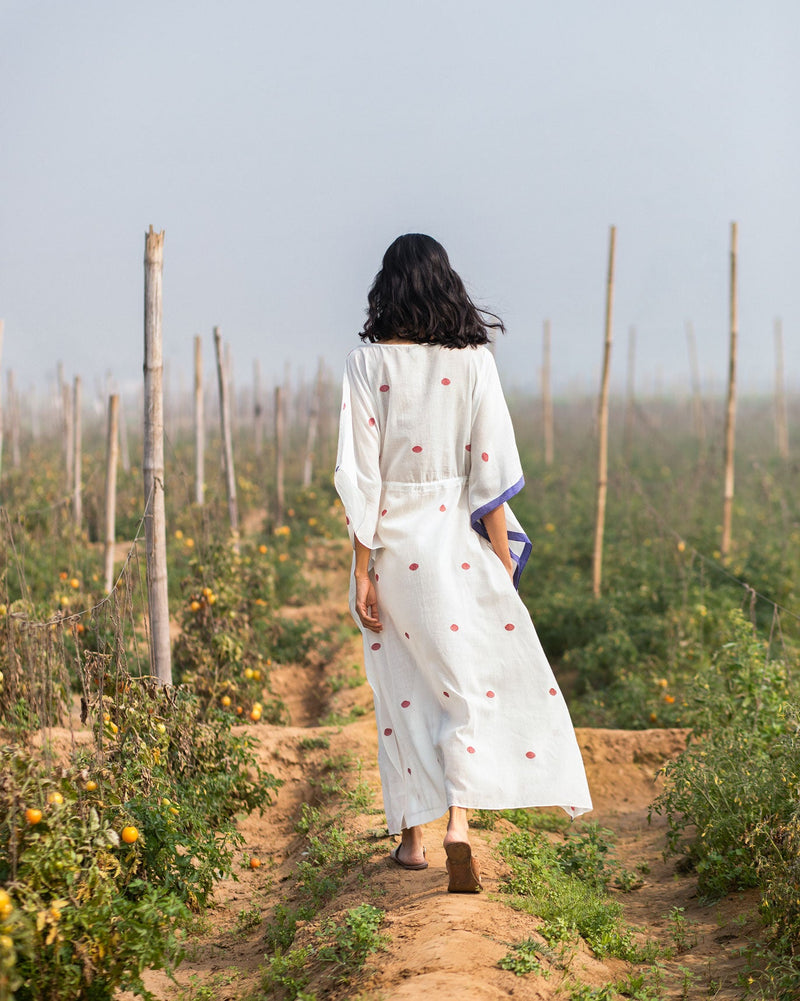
[445,842,483,893]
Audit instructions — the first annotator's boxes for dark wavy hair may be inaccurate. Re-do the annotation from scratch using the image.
[360,234,504,347]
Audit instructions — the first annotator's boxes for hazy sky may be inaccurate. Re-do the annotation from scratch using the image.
[2,0,798,400]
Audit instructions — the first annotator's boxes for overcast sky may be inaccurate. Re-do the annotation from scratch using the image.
[2,0,798,400]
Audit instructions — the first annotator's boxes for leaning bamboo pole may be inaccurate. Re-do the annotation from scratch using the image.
[73,376,82,528]
[143,225,172,686]
[275,384,285,524]
[213,327,239,538]
[685,321,705,446]
[720,222,738,561]
[592,225,616,599]
[194,335,204,506]
[774,317,789,460]
[541,320,554,466]
[103,394,119,593]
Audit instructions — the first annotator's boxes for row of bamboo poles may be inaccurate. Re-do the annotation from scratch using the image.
[0,223,794,678]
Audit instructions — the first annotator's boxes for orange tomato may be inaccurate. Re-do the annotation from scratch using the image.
[25,808,43,825]
[121,826,139,844]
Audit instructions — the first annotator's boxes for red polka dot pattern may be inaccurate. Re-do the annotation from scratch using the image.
[461,562,470,570]
[371,642,381,650]
[374,573,380,581]
[404,631,410,639]
[345,516,350,525]
[368,417,376,426]
[525,751,536,759]
[384,728,392,736]
[486,690,495,698]
[549,688,557,696]
[401,700,411,708]
[380,384,390,392]
[407,767,412,774]
[467,746,475,754]
[505,623,515,631]
[381,508,388,516]
[481,452,489,462]
[450,624,459,632]
[443,691,450,698]
[439,504,446,512]
[412,445,423,453]
[409,563,419,571]
[441,378,451,385]
[465,444,471,452]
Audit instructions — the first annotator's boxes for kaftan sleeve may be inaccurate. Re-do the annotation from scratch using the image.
[334,350,382,552]
[467,349,532,589]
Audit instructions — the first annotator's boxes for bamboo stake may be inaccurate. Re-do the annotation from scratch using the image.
[721,222,738,561]
[275,384,285,524]
[253,359,263,456]
[302,360,323,487]
[224,342,236,436]
[685,321,705,446]
[592,225,616,599]
[103,394,119,593]
[541,320,554,466]
[194,335,204,506]
[143,225,172,686]
[119,395,131,473]
[774,317,789,460]
[213,326,239,538]
[72,376,82,527]
[63,382,74,496]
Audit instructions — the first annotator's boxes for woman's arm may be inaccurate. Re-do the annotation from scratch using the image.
[354,535,382,633]
[482,505,516,583]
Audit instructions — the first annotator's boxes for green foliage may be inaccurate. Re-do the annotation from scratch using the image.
[497,939,551,977]
[315,904,388,980]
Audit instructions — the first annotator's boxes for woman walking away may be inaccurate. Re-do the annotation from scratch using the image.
[335,234,592,893]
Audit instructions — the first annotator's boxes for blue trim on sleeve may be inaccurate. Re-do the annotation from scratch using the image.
[469,477,532,590]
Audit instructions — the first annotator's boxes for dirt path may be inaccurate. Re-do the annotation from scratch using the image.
[125,542,761,1001]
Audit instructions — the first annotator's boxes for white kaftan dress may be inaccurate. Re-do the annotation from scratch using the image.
[334,343,592,834]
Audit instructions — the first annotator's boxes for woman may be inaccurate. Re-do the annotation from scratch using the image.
[334,234,591,893]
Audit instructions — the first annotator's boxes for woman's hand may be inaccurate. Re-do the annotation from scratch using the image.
[355,572,382,633]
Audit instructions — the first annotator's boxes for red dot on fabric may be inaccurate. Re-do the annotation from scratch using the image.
[450,624,459,632]
[345,516,350,525]
[374,573,379,581]
[467,746,475,754]
[409,563,419,571]
[368,417,376,426]
[407,767,412,774]
[412,445,423,453]
[465,444,471,452]
[380,384,390,392]
[441,378,451,385]
[439,504,446,512]
[401,700,411,708]
[461,562,470,570]
[381,509,388,516]
[481,452,489,462]
[342,403,346,410]
[570,806,576,812]
[505,623,515,631]
[371,642,381,651]
[525,751,536,759]
[404,632,410,639]
[443,691,450,698]
[384,728,392,736]
[549,687,557,696]
[486,690,495,698]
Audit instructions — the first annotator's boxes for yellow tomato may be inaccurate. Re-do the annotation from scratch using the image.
[221,695,232,708]
[47,792,64,806]
[25,808,43,825]
[189,600,201,613]
[85,780,98,792]
[69,578,80,590]
[244,668,254,680]
[0,889,13,920]
[250,707,262,722]
[121,826,139,844]
[258,544,268,554]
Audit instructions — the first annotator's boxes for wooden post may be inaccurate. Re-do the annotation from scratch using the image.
[275,384,285,524]
[213,327,239,537]
[119,395,131,473]
[774,317,789,460]
[143,225,172,686]
[623,326,635,457]
[302,360,323,487]
[685,321,705,446]
[253,359,263,456]
[103,394,119,593]
[721,222,738,561]
[72,376,82,528]
[592,225,616,599]
[194,335,204,505]
[541,321,554,466]
[224,342,236,436]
